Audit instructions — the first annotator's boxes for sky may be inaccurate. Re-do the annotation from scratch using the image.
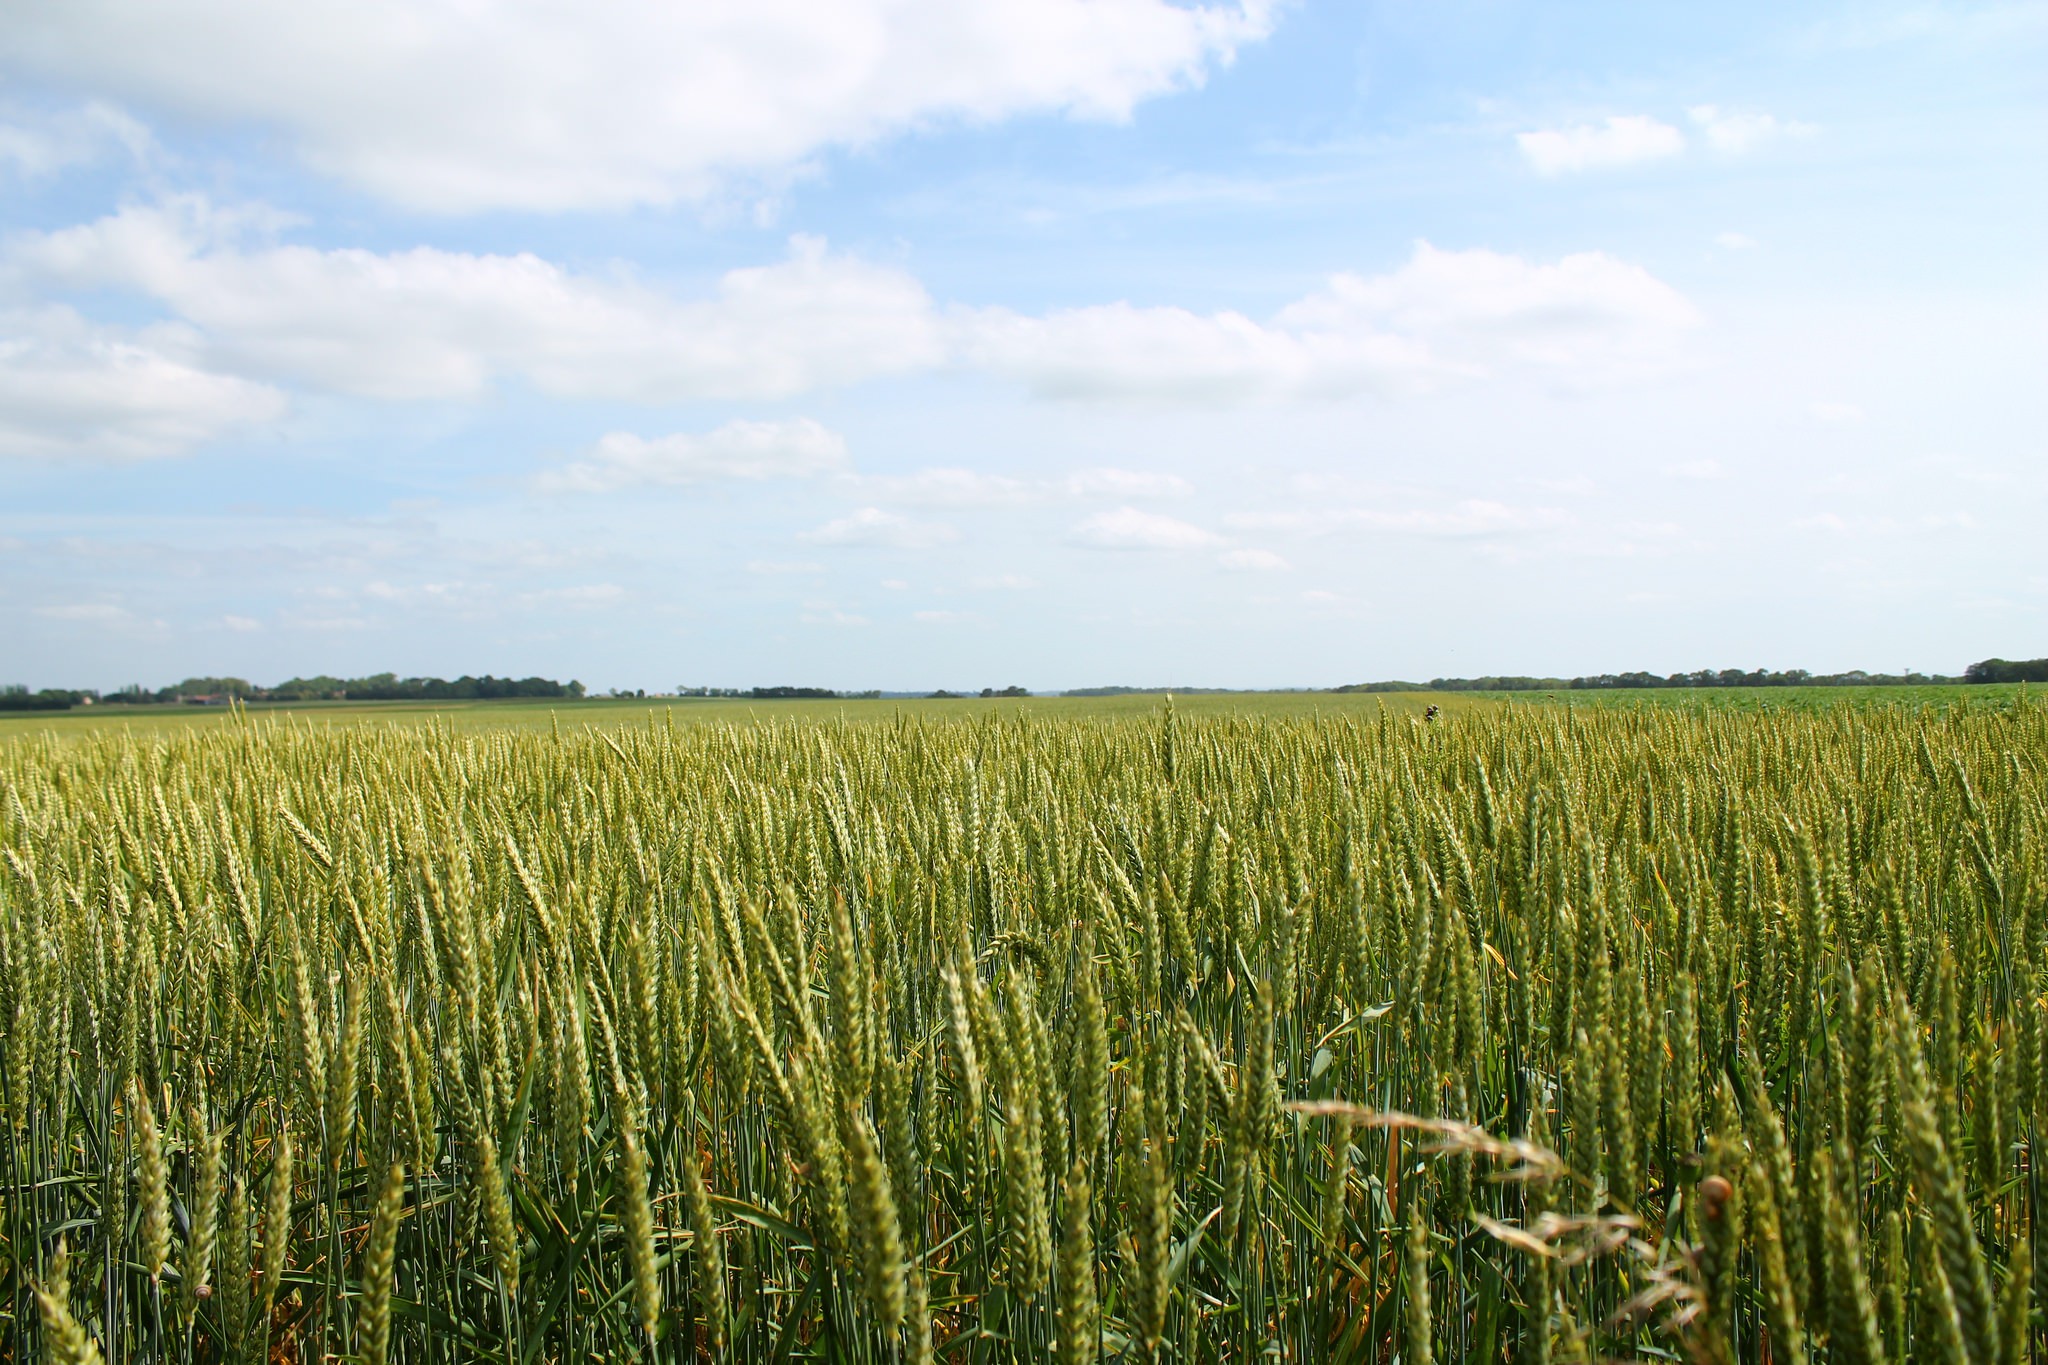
[1,1,2043,693]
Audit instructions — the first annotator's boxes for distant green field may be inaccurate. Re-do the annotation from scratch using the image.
[0,690,1445,736]
[0,682,2025,739]
[1433,682,2027,711]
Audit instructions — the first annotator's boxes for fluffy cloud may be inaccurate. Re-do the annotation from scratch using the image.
[0,306,285,458]
[1228,500,1568,539]
[31,600,169,635]
[1667,459,1726,480]
[9,202,944,400]
[859,464,1191,504]
[1067,507,1220,549]
[540,419,848,493]
[1218,548,1289,571]
[1275,243,1698,375]
[6,204,1698,420]
[800,507,960,549]
[969,242,1698,399]
[1516,115,1685,175]
[1689,105,1813,154]
[0,102,153,178]
[0,0,1276,212]
[524,583,627,605]
[962,300,1428,402]
[34,602,133,622]
[856,468,1035,506]
[1060,468,1192,498]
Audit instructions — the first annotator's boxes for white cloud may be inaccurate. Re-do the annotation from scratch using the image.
[34,602,132,622]
[540,418,848,493]
[861,463,1190,504]
[0,306,285,458]
[1068,507,1221,549]
[1298,588,1366,617]
[1218,548,1290,571]
[281,612,372,631]
[0,0,1277,212]
[747,559,825,575]
[971,573,1037,590]
[1275,243,1699,376]
[221,614,262,632]
[1688,105,1814,154]
[1667,459,1725,480]
[800,609,870,628]
[961,299,1428,401]
[800,507,960,549]
[9,202,944,401]
[1061,467,1192,498]
[0,102,154,179]
[1715,232,1759,250]
[32,600,171,636]
[967,241,1697,400]
[914,609,980,625]
[8,207,1697,411]
[857,467,1034,506]
[1810,401,1866,423]
[1516,116,1684,175]
[1229,500,1568,539]
[526,583,626,604]
[359,579,495,617]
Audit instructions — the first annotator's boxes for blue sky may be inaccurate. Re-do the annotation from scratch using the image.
[2,0,2042,691]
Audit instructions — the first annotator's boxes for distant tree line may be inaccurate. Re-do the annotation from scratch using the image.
[264,674,586,701]
[1963,658,2048,684]
[100,676,262,703]
[5,674,587,710]
[0,686,85,712]
[746,686,884,700]
[11,659,2038,715]
[1336,666,1997,693]
[1060,685,1264,697]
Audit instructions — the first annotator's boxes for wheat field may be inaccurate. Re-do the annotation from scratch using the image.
[1,696,2043,1363]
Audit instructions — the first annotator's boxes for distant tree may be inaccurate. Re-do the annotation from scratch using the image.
[1337,665,1964,693]
[0,686,78,712]
[1966,657,2048,683]
[162,676,255,700]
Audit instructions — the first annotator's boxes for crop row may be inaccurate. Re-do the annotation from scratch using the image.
[1,697,2043,1362]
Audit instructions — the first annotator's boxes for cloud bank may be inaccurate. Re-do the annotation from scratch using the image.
[0,0,1277,212]
[1516,115,1685,174]
[539,419,849,493]
[0,306,284,458]
[4,201,1700,454]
